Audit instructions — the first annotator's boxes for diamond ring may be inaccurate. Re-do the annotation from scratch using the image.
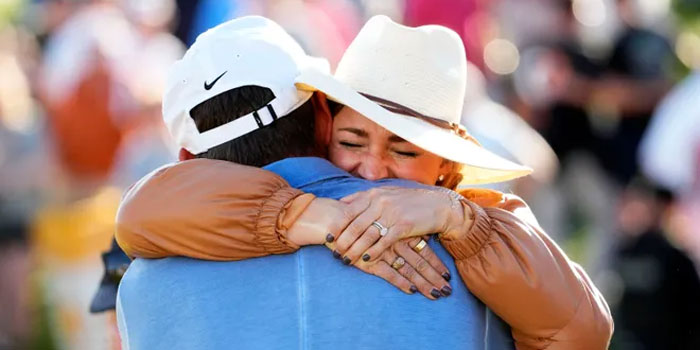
[371,221,388,237]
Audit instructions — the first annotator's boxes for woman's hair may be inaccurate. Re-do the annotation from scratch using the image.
[327,99,344,116]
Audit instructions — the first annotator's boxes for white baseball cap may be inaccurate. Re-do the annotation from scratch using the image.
[163,16,330,154]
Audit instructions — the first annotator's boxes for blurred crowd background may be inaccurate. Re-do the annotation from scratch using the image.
[1,0,699,349]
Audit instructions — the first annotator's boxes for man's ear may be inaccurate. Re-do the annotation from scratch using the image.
[179,148,195,161]
[311,92,333,147]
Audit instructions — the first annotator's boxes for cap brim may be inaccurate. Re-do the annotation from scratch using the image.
[89,276,118,313]
[295,69,533,185]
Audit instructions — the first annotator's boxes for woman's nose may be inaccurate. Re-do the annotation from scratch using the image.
[356,155,390,181]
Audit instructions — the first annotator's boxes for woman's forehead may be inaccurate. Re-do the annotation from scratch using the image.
[334,107,404,141]
[331,106,446,163]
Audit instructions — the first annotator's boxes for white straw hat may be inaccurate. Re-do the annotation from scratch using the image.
[163,16,330,154]
[295,15,532,185]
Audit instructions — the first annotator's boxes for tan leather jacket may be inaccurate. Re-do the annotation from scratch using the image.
[116,159,613,350]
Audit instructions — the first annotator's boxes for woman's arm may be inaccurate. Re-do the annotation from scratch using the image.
[334,187,613,350]
[115,159,322,260]
[441,189,613,350]
[114,158,451,299]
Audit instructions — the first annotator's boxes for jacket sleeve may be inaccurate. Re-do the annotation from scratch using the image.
[115,159,314,261]
[440,189,613,350]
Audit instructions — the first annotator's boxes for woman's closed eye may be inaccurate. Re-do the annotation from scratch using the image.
[392,149,420,158]
[339,141,364,148]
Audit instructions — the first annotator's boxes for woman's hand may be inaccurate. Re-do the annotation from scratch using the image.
[326,236,452,300]
[333,187,468,264]
[286,197,350,246]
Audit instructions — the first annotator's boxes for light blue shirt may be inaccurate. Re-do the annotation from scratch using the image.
[117,157,513,349]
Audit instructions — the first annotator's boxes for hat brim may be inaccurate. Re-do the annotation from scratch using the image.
[295,69,533,185]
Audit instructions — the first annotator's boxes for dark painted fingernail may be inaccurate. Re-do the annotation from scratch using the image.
[362,254,370,262]
[442,272,451,281]
[441,286,452,297]
[430,288,442,299]
[325,233,335,243]
[409,285,418,294]
[342,256,351,265]
[332,250,341,259]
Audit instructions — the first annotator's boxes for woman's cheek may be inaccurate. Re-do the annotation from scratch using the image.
[391,163,427,184]
[398,160,442,185]
[328,147,356,173]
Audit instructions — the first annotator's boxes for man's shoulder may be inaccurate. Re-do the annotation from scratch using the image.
[122,255,298,280]
[263,157,428,197]
[118,256,301,308]
[263,157,349,187]
[117,257,305,350]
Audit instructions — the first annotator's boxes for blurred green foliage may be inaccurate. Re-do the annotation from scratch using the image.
[675,0,700,19]
[0,0,23,25]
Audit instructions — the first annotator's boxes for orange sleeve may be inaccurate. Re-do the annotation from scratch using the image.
[439,189,613,350]
[115,159,314,261]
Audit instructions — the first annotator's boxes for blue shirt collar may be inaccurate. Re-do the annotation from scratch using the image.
[263,157,352,189]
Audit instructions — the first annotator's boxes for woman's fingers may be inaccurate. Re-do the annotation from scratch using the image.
[362,224,407,262]
[393,238,452,295]
[410,236,452,282]
[325,194,371,243]
[381,250,441,300]
[343,238,449,300]
[362,261,414,295]
[334,205,380,256]
[342,224,382,264]
[339,191,362,203]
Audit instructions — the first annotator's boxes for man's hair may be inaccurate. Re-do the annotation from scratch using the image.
[190,85,318,167]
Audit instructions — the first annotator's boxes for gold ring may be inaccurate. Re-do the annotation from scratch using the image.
[413,239,427,253]
[391,256,406,270]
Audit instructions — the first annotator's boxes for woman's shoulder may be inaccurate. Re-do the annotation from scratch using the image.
[458,188,540,228]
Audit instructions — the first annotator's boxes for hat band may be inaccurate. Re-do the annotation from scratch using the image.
[358,92,481,146]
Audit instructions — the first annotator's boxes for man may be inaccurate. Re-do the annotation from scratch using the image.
[610,181,700,349]
[116,16,513,349]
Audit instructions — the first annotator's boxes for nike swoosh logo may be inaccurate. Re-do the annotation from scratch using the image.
[204,71,227,90]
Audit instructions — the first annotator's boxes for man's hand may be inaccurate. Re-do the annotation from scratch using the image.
[334,187,467,264]
[326,237,452,300]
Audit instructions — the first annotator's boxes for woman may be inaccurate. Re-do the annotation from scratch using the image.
[117,16,612,349]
